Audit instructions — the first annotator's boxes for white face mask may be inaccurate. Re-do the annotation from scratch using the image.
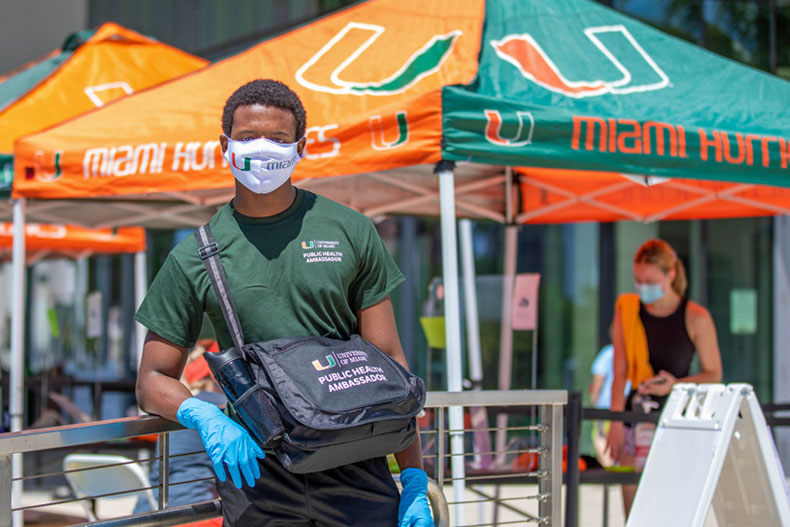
[223,135,303,194]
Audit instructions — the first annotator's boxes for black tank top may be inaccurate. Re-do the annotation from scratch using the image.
[639,296,696,380]
[626,297,696,413]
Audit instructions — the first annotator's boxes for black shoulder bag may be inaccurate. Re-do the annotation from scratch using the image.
[194,224,426,474]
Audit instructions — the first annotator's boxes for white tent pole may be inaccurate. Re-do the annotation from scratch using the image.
[134,246,148,371]
[495,225,518,464]
[459,219,493,472]
[460,219,482,385]
[10,198,26,527]
[437,162,466,527]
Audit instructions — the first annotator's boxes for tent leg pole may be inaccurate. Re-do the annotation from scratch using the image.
[495,225,518,464]
[134,247,148,373]
[437,162,465,527]
[10,198,26,527]
[460,219,493,470]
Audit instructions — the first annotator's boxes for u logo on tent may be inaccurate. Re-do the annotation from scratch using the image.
[370,111,409,150]
[30,150,63,182]
[491,25,670,98]
[484,110,534,147]
[295,22,461,96]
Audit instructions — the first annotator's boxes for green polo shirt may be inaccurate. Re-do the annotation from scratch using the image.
[135,189,404,350]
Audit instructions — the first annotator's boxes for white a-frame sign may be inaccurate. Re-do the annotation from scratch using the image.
[628,383,790,527]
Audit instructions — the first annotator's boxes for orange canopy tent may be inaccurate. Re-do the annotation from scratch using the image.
[517,167,790,224]
[0,22,206,155]
[0,223,145,263]
[0,22,207,202]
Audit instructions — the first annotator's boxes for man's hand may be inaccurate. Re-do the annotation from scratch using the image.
[177,397,266,489]
[398,468,433,527]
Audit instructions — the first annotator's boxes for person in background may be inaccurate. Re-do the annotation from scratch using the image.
[134,339,225,520]
[607,239,722,516]
[588,324,630,467]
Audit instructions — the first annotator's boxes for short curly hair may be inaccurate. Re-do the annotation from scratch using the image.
[221,79,307,140]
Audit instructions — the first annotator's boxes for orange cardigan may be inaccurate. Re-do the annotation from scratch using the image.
[615,293,654,387]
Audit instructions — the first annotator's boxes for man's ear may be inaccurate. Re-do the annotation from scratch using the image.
[219,134,228,153]
[296,136,307,157]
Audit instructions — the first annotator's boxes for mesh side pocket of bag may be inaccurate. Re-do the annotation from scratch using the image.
[233,385,286,448]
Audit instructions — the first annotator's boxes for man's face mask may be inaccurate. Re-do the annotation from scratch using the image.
[224,135,303,194]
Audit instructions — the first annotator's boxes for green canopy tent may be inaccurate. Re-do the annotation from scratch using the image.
[442,0,790,185]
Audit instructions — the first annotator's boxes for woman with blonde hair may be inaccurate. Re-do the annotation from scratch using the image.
[607,239,722,516]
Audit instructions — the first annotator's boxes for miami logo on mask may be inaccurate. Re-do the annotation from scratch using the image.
[231,153,251,171]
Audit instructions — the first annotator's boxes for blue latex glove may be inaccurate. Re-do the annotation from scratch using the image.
[398,468,433,527]
[177,397,265,489]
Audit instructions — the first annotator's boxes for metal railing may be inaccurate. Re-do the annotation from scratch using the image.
[0,389,566,527]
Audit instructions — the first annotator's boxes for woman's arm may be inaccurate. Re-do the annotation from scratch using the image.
[682,302,723,384]
[606,307,628,461]
[610,308,628,412]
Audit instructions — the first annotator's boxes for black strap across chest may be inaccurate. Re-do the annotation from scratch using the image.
[195,224,247,355]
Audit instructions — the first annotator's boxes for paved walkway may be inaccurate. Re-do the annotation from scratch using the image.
[23,483,625,526]
[443,483,625,527]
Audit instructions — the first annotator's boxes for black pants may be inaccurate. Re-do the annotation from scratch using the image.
[218,456,400,527]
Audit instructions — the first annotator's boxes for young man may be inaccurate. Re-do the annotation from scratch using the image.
[135,79,432,527]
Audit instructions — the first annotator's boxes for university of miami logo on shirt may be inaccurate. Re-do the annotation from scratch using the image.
[312,354,337,371]
[300,239,344,264]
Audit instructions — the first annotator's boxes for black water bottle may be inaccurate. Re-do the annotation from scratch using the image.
[204,347,256,400]
[204,347,285,447]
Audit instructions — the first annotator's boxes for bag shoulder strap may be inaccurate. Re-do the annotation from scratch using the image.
[195,224,246,353]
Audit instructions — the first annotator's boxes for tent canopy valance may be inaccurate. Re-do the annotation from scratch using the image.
[0,223,145,262]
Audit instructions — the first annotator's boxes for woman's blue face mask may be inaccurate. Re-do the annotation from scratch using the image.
[636,283,664,305]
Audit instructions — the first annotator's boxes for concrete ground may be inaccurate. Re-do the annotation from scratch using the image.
[443,483,625,527]
[21,478,790,526]
[22,484,626,526]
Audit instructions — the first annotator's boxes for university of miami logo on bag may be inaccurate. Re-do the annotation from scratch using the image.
[312,354,337,371]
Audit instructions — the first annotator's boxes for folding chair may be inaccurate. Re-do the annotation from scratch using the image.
[63,453,156,521]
